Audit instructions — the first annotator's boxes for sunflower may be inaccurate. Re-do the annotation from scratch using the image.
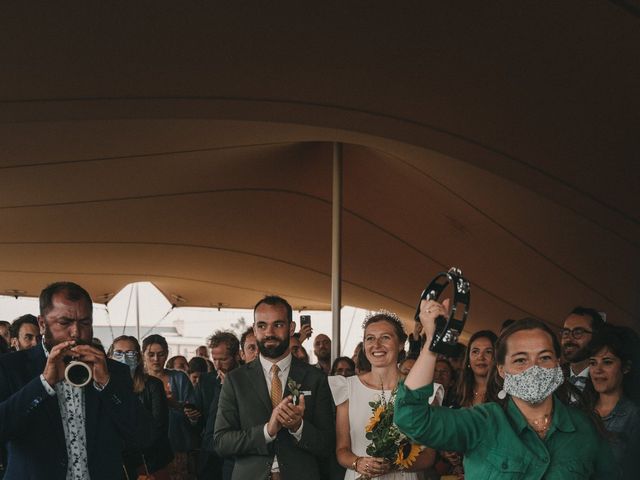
[394,441,422,469]
[365,405,385,433]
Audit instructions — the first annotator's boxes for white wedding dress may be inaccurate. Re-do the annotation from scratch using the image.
[329,375,443,480]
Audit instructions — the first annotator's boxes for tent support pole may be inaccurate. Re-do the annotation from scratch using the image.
[135,283,141,341]
[331,142,343,361]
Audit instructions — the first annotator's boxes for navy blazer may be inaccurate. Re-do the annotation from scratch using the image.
[0,345,152,480]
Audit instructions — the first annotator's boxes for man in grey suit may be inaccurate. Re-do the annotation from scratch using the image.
[214,295,335,480]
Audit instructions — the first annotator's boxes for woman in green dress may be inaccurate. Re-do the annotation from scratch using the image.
[395,298,617,480]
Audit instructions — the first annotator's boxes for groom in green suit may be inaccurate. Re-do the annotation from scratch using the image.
[214,295,335,480]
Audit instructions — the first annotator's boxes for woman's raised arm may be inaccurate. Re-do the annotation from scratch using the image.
[404,298,449,390]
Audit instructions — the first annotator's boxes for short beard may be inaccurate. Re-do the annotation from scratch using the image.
[41,324,56,351]
[258,335,290,359]
[562,343,589,363]
[316,350,331,362]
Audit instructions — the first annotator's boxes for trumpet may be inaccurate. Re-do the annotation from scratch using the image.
[63,356,92,387]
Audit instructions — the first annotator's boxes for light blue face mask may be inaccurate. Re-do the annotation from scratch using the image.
[112,350,139,375]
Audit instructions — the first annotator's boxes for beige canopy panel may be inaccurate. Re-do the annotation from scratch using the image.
[0,2,638,335]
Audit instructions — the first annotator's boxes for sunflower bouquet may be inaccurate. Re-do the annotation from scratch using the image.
[364,384,422,474]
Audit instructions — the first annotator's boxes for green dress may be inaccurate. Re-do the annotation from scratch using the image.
[394,382,618,479]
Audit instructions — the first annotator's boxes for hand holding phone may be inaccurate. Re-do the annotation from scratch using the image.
[299,315,312,342]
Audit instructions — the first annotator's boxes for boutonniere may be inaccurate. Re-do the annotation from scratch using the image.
[287,378,302,405]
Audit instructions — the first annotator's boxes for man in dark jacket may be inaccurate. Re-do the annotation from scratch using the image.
[195,330,241,479]
[0,281,152,480]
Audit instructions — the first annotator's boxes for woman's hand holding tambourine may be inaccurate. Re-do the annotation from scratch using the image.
[419,298,450,342]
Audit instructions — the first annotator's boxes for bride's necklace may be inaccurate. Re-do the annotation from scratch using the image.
[362,373,398,391]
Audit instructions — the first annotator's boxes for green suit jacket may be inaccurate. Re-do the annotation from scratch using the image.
[214,356,335,480]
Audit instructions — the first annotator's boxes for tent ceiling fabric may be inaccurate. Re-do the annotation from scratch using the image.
[0,2,638,334]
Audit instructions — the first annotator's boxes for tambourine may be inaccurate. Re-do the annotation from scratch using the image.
[414,267,470,356]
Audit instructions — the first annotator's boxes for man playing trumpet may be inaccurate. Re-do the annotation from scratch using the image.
[0,281,152,480]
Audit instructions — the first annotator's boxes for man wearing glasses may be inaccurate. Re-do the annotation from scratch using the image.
[560,306,605,391]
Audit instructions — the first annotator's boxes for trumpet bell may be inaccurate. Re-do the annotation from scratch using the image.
[65,360,92,387]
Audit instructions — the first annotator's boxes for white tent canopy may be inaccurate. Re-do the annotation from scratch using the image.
[0,2,637,336]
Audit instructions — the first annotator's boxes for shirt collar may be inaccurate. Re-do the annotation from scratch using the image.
[506,397,529,434]
[604,396,635,420]
[570,366,590,378]
[551,395,576,433]
[259,352,292,374]
[506,395,576,435]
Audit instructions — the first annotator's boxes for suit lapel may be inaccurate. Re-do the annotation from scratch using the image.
[247,360,273,413]
[25,345,46,379]
[27,347,66,448]
[285,358,308,398]
[84,380,99,455]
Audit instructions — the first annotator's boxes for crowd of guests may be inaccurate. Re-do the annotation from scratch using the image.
[0,281,638,480]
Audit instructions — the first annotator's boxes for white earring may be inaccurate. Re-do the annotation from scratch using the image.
[497,389,507,400]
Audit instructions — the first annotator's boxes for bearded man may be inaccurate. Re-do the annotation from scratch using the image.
[561,306,605,391]
[312,334,332,374]
[0,281,151,480]
[214,295,335,480]
[9,314,41,351]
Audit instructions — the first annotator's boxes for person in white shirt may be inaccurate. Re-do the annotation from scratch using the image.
[214,295,335,480]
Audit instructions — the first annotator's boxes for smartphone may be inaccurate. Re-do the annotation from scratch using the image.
[300,315,311,328]
[183,402,197,411]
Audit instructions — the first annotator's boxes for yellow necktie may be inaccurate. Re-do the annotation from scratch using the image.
[270,364,282,408]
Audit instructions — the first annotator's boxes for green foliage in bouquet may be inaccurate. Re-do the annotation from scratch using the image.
[364,385,422,469]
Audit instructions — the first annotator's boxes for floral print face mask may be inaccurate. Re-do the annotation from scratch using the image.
[502,365,564,404]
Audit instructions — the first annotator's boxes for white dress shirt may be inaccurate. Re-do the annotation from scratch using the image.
[569,365,590,390]
[258,353,304,473]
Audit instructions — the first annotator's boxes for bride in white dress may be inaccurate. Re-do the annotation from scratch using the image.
[332,311,441,479]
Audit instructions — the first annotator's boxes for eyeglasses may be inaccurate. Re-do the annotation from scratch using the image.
[559,327,592,339]
[112,350,138,360]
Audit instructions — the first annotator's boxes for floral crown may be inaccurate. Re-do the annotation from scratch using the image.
[361,309,406,334]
